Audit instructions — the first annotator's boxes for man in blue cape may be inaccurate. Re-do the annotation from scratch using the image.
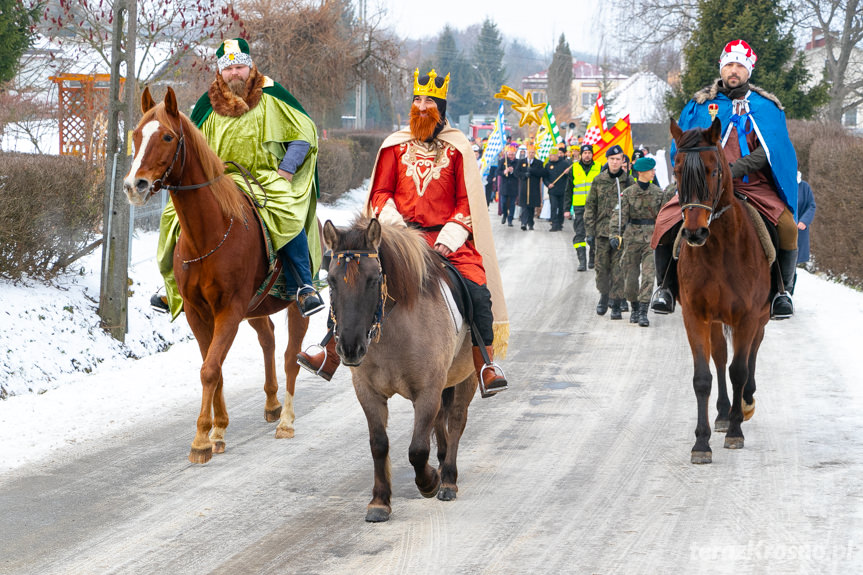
[651,39,799,319]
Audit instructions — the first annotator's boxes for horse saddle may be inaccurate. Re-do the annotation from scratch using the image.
[242,193,325,313]
[438,256,471,334]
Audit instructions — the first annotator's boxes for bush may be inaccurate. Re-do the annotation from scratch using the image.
[789,120,863,288]
[0,153,103,280]
[316,139,355,203]
[316,131,387,203]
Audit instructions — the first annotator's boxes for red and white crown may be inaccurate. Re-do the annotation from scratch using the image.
[719,39,757,76]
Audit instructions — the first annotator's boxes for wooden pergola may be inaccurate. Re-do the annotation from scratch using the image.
[49,73,124,163]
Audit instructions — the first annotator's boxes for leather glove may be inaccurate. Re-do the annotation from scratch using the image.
[610,236,621,250]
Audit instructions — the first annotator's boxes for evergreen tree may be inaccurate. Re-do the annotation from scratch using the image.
[430,25,472,119]
[0,0,40,85]
[668,0,827,119]
[470,18,507,114]
[547,34,573,121]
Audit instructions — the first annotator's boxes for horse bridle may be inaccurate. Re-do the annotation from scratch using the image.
[677,144,730,225]
[149,118,224,195]
[329,250,388,345]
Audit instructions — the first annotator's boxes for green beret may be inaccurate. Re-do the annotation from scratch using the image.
[633,157,656,171]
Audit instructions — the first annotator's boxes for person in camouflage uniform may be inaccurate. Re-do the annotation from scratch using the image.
[614,157,673,327]
[584,145,633,319]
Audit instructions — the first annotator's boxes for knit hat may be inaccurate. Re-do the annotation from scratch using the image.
[217,38,253,73]
[719,39,757,76]
[633,157,656,172]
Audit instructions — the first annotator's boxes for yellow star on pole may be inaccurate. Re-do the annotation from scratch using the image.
[494,85,545,127]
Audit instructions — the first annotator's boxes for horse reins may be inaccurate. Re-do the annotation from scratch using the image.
[329,250,389,345]
[677,144,730,225]
[150,117,234,268]
[149,119,226,194]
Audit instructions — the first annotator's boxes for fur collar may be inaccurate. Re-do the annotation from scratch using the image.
[694,79,784,110]
[209,66,266,117]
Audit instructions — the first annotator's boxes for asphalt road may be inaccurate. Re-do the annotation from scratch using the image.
[1,212,861,574]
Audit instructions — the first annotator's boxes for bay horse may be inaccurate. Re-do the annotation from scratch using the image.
[322,216,477,522]
[671,117,771,465]
[123,86,311,463]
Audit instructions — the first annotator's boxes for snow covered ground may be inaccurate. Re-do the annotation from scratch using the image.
[0,186,365,472]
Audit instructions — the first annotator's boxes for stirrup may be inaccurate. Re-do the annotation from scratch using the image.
[770,292,793,320]
[296,285,326,317]
[649,287,675,315]
[479,363,508,398]
[297,344,327,376]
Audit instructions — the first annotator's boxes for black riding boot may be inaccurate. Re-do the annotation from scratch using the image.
[629,301,640,323]
[650,242,676,314]
[576,247,587,272]
[771,249,798,319]
[596,293,609,316]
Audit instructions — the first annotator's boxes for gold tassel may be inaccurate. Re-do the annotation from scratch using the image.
[492,321,510,359]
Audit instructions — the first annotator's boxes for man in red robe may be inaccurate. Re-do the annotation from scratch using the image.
[298,69,509,397]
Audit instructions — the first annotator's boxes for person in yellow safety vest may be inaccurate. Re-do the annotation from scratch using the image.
[568,143,602,271]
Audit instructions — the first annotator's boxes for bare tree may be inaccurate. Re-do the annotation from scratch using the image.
[796,0,863,123]
[240,0,401,128]
[40,0,243,83]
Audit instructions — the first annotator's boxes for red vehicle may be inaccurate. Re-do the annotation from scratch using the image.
[470,121,511,142]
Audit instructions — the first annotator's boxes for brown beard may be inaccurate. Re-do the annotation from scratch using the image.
[409,104,441,142]
[227,78,247,97]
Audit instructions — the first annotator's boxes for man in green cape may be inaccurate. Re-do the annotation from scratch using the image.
[153,37,324,319]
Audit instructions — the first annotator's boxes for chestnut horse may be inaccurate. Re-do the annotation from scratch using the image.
[671,117,771,465]
[123,87,310,463]
[322,216,477,522]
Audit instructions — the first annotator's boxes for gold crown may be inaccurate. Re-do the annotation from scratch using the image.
[413,68,449,100]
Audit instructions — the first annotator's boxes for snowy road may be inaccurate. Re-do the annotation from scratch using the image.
[1,213,862,574]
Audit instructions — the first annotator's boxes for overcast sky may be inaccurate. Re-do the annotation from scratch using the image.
[367,0,608,56]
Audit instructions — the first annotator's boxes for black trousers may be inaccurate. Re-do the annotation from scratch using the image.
[549,194,564,229]
[465,278,494,346]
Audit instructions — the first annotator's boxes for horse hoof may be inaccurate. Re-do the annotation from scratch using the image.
[274,427,294,439]
[188,446,213,464]
[742,399,755,421]
[691,451,712,464]
[419,473,441,498]
[365,506,391,523]
[265,407,281,423]
[437,486,458,501]
[724,436,744,449]
[714,419,730,433]
[212,440,226,454]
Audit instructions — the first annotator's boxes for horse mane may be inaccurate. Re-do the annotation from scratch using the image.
[145,103,245,222]
[343,216,446,309]
[677,128,712,205]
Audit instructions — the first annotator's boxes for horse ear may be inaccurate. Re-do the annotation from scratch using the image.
[164,87,179,117]
[323,220,340,252]
[367,218,382,251]
[708,116,722,144]
[141,86,155,114]
[670,117,683,142]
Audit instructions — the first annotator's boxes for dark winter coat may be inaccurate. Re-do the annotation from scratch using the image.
[516,157,544,208]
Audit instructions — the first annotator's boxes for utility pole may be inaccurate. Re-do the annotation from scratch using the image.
[354,0,367,129]
[98,0,137,342]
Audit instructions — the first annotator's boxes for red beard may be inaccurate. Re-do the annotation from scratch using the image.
[409,104,441,142]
